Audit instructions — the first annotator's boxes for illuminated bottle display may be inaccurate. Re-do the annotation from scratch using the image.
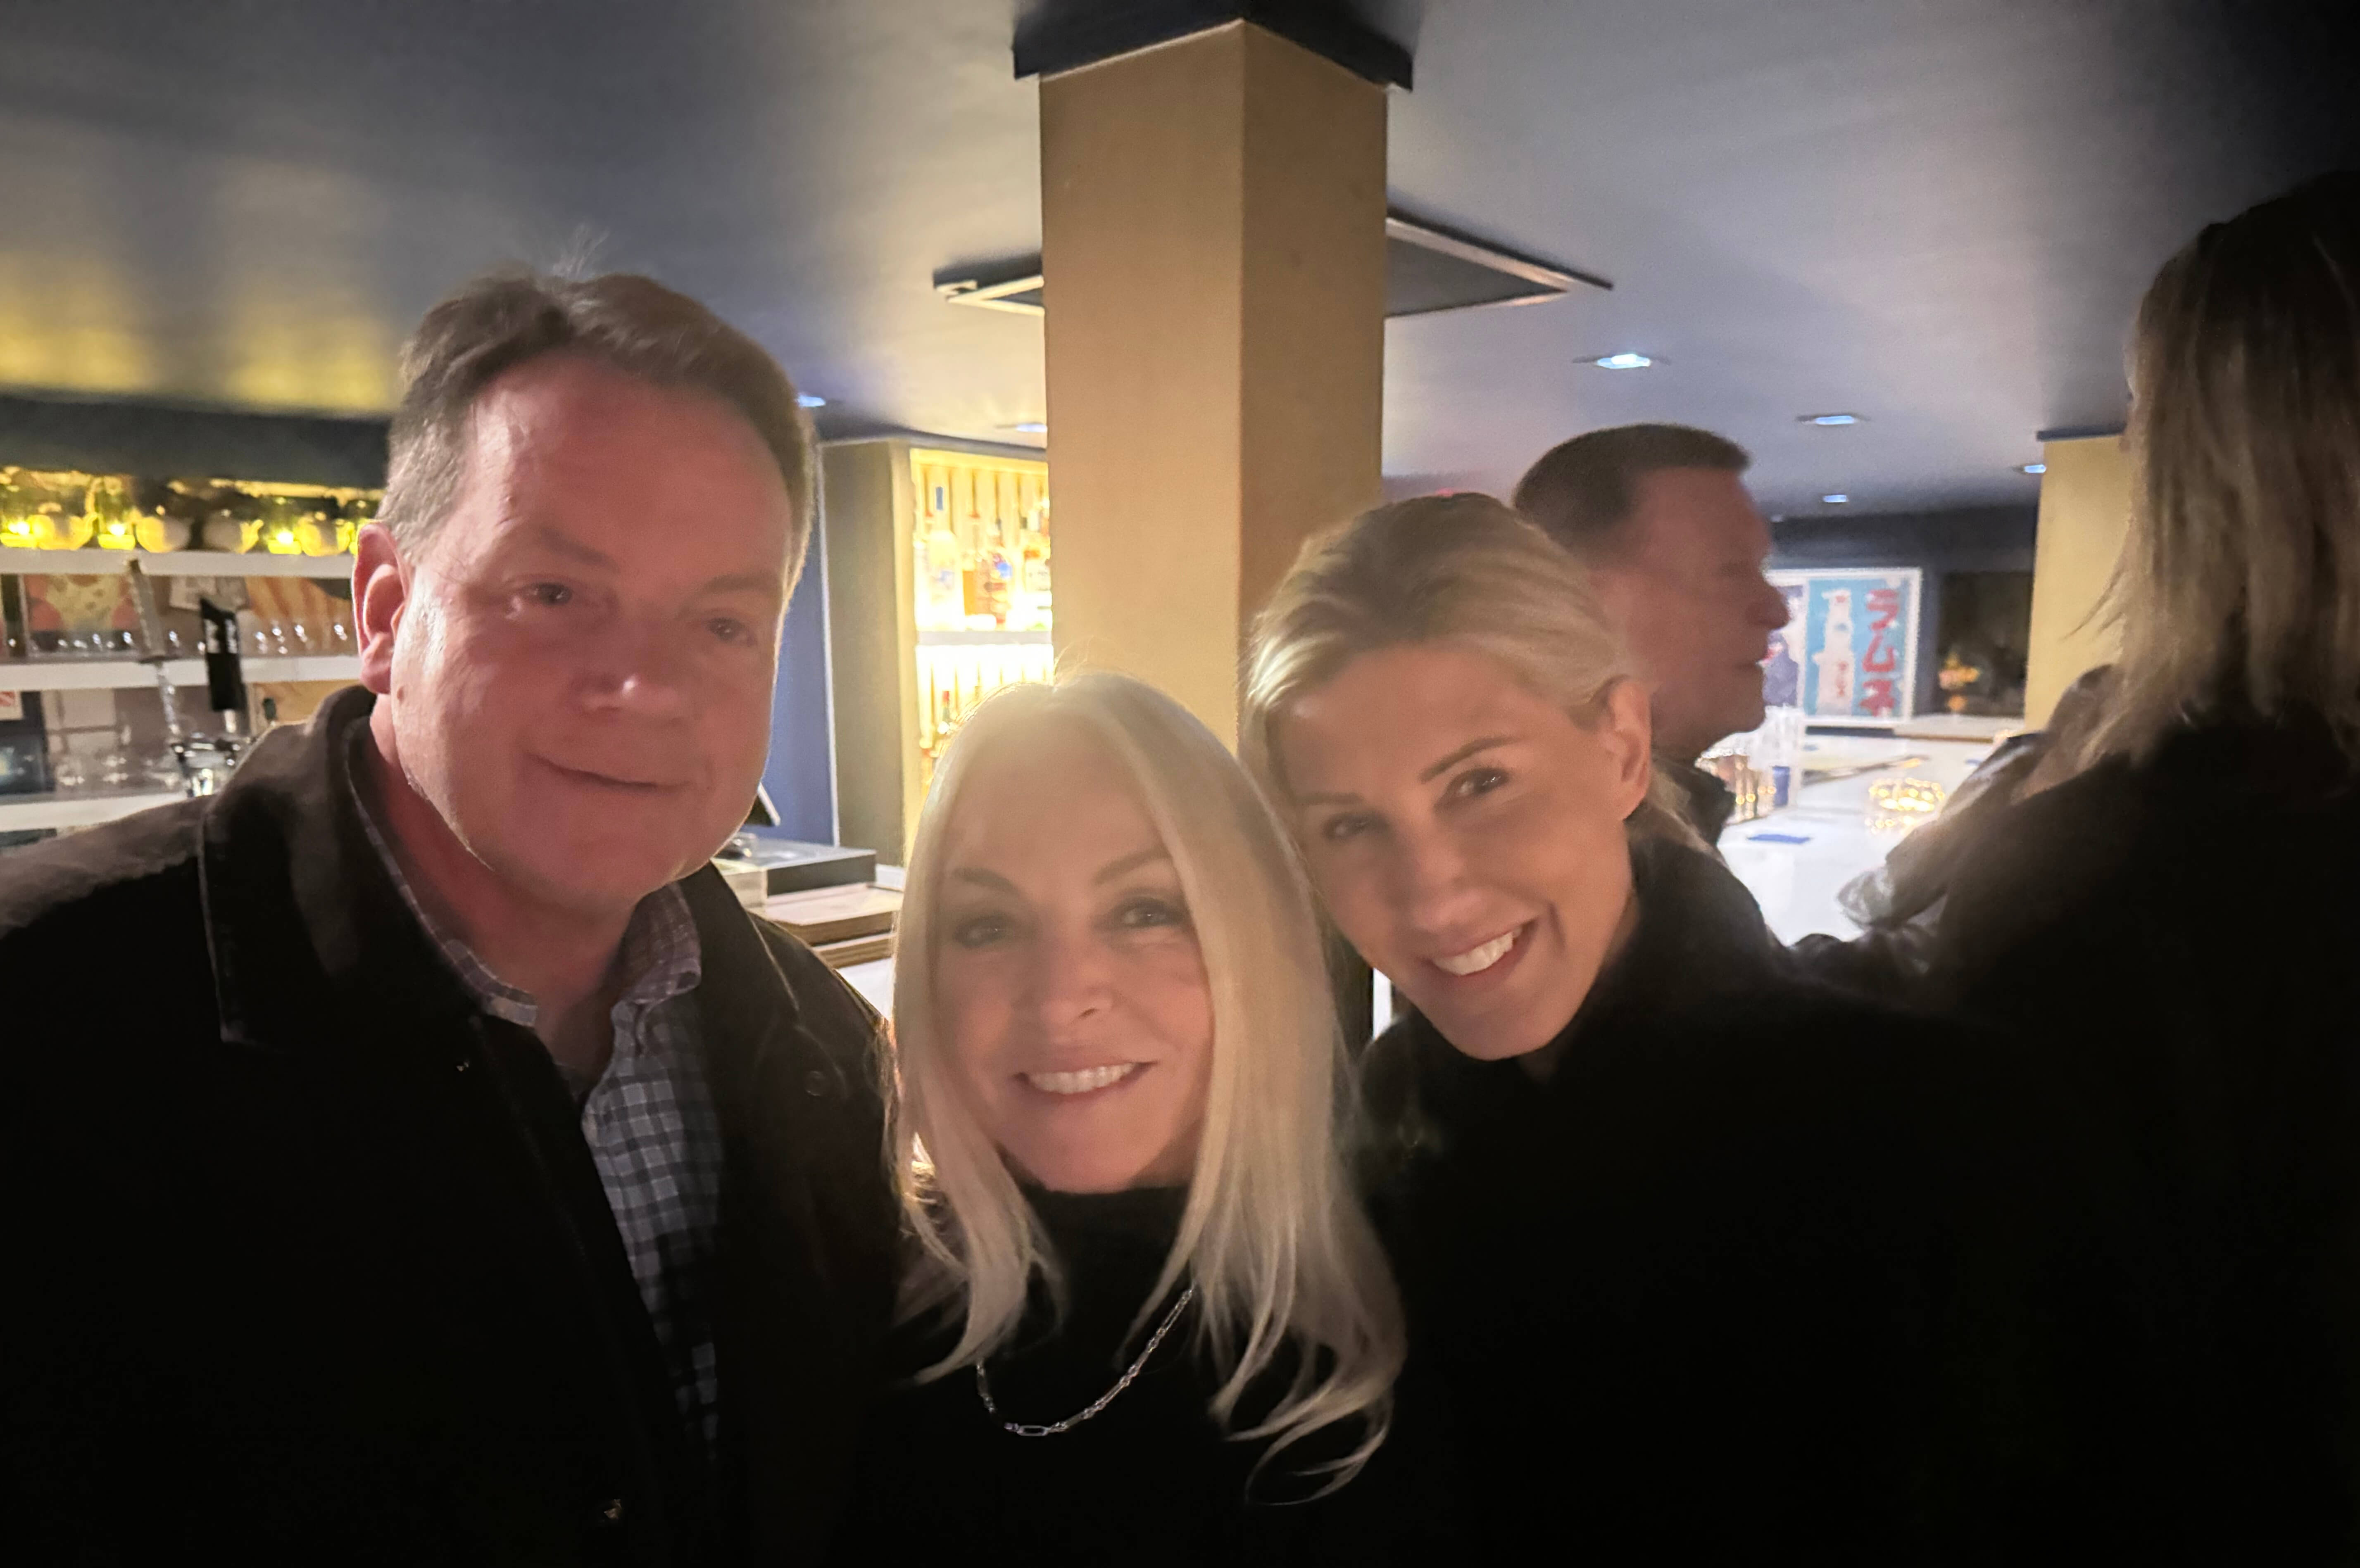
[914,461,964,633]
[907,448,1054,785]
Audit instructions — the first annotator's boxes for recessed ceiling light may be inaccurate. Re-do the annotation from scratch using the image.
[795,394,827,409]
[1821,493,1850,504]
[1592,352,1653,370]
[1802,413,1860,426]
[2021,463,2046,474]
[1008,421,1047,435]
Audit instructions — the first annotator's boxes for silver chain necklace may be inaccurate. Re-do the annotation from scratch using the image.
[974,1283,1197,1438]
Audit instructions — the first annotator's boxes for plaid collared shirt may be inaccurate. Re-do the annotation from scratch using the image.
[350,750,726,1454]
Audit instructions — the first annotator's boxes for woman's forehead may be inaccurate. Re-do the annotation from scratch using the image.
[944,723,1167,870]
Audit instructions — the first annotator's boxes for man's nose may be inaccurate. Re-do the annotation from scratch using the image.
[1749,574,1792,630]
[581,616,695,718]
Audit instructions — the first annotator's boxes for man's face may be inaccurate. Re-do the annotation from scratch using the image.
[358,354,795,918]
[1584,467,1791,763]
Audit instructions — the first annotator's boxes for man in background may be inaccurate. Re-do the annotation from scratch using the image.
[1,272,897,1563]
[1514,423,1793,843]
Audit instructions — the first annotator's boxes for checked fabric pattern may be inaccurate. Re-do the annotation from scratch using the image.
[351,744,726,1453]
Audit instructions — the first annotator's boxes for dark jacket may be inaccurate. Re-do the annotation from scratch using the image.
[1794,665,2116,1000]
[1662,755,1737,845]
[1928,709,2360,1561]
[836,1186,1446,1566]
[1363,839,2111,1563]
[0,688,899,1566]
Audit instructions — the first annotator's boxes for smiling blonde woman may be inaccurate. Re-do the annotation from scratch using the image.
[836,672,1415,1565]
[1239,492,2104,1561]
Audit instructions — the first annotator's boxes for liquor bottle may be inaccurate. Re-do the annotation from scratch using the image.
[914,461,962,631]
[978,492,1014,629]
[1020,495,1052,631]
[0,686,51,798]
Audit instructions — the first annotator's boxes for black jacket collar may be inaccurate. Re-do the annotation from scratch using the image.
[194,684,807,1060]
[197,685,476,1050]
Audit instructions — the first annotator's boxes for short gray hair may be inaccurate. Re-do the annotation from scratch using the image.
[379,269,816,582]
[1512,422,1750,560]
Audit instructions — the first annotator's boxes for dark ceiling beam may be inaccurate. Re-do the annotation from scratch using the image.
[0,391,389,487]
[1014,0,1413,88]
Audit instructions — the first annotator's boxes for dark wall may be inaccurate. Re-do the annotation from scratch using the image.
[763,526,837,842]
[0,391,388,486]
[1769,504,2038,716]
[818,442,906,863]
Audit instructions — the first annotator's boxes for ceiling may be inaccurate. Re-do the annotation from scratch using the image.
[0,0,2352,516]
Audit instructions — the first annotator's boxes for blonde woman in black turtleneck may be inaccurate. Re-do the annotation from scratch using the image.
[1240,494,2127,1563]
[832,673,1434,1566]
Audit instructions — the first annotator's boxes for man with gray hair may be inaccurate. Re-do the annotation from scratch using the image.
[1515,423,1794,843]
[0,272,898,1563]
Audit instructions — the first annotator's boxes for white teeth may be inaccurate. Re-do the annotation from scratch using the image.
[1025,1064,1141,1095]
[1435,929,1518,976]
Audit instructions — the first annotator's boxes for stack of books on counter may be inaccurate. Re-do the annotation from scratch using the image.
[761,882,901,969]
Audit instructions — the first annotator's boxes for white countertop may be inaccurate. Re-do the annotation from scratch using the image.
[1721,737,1993,943]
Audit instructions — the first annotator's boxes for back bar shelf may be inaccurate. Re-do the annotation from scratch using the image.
[1,654,361,692]
[0,549,356,577]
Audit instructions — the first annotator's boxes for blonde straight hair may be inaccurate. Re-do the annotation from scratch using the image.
[887,672,1404,1482]
[1239,490,1701,846]
[2091,170,2360,767]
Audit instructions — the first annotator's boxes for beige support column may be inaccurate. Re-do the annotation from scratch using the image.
[2024,434,2134,726]
[1039,20,1388,738]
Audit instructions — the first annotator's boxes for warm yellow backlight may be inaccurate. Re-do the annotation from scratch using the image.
[1865,775,1948,834]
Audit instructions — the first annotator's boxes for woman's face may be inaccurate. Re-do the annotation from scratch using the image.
[1277,642,1653,1061]
[932,721,1215,1192]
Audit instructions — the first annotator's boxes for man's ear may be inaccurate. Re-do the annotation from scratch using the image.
[353,523,408,696]
[1598,678,1656,821]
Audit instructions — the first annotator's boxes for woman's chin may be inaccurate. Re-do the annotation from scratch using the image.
[1023,1163,1163,1195]
[1432,1018,1563,1062]
[1007,1140,1178,1194]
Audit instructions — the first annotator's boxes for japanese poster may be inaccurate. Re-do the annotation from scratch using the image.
[1763,568,1922,723]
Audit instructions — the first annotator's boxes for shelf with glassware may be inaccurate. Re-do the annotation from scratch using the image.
[0,467,379,845]
[818,440,1053,865]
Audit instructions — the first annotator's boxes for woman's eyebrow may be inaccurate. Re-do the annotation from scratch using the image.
[949,867,1018,893]
[1093,846,1172,886]
[1419,734,1516,783]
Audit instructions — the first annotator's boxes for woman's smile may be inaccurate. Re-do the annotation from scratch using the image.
[1022,1062,1146,1097]
[1430,922,1529,977]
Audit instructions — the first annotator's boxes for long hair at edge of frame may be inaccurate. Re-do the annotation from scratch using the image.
[2091,170,2360,768]
[883,672,1405,1489]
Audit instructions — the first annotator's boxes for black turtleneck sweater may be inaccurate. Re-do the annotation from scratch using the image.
[831,1186,1432,1566]
[1362,838,2116,1562]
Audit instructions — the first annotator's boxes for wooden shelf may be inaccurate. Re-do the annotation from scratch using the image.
[0,655,361,692]
[0,789,183,833]
[0,550,354,577]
